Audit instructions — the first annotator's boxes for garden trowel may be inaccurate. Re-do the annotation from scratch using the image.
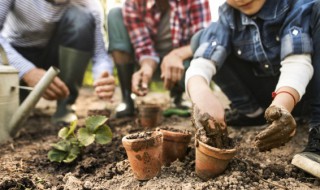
[292,152,320,179]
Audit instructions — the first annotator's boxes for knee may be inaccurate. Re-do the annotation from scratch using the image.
[62,5,95,34]
[107,7,123,30]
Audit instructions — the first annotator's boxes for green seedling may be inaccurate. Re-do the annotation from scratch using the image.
[48,115,112,163]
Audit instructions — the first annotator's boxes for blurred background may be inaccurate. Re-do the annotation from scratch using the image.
[83,0,226,86]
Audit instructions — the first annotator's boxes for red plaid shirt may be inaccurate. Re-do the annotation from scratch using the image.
[123,0,211,62]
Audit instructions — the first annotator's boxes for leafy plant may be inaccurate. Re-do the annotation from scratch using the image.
[48,116,112,163]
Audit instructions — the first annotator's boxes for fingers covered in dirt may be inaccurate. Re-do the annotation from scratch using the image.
[132,70,149,96]
[94,71,116,100]
[192,105,227,133]
[22,68,69,100]
[254,105,296,151]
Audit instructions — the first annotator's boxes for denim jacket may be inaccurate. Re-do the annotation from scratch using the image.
[194,0,316,76]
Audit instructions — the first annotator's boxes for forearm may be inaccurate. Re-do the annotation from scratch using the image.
[171,45,193,61]
[0,37,35,78]
[187,76,211,101]
[271,86,299,112]
[273,54,313,112]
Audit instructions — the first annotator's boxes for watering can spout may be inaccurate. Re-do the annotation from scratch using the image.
[9,66,60,137]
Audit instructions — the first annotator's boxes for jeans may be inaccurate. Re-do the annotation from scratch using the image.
[14,5,95,102]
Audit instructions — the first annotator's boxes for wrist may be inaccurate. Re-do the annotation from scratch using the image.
[140,59,157,72]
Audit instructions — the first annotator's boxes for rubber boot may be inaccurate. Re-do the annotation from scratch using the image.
[115,63,135,118]
[51,46,91,125]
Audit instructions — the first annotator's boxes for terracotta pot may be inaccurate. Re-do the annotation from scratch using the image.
[160,128,192,166]
[122,131,163,180]
[195,139,236,180]
[138,104,162,128]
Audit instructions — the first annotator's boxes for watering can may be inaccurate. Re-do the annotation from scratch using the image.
[0,44,59,143]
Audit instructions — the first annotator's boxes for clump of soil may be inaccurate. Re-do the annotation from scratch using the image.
[192,108,234,149]
[126,131,153,140]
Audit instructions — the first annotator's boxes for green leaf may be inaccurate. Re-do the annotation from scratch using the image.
[85,115,108,132]
[63,146,80,163]
[95,125,113,145]
[48,149,68,163]
[58,120,77,139]
[78,128,95,146]
[51,140,71,152]
[58,127,69,140]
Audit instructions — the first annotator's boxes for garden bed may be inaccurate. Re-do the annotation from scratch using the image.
[0,87,319,189]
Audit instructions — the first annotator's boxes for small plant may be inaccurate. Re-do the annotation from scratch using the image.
[48,115,112,163]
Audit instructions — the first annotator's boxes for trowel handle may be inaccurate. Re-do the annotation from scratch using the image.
[0,44,9,65]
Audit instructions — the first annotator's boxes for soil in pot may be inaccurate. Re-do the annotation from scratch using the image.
[122,131,163,181]
[137,103,162,129]
[87,109,111,117]
[192,110,237,180]
[159,126,192,166]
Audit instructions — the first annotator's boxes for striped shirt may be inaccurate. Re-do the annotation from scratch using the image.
[0,0,113,79]
[123,0,211,63]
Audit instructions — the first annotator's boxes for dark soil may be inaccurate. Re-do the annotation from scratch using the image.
[125,132,153,140]
[0,87,319,190]
[158,126,192,135]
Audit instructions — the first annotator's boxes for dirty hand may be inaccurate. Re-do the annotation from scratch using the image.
[22,68,69,100]
[255,105,296,151]
[192,105,228,145]
[132,61,155,96]
[190,84,226,125]
[94,71,115,100]
[160,52,184,90]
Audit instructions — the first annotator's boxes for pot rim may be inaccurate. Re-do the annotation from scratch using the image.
[160,129,192,143]
[122,131,163,151]
[196,139,236,159]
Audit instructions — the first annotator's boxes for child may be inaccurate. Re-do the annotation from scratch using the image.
[186,0,320,154]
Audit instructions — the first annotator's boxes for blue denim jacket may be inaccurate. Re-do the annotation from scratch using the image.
[194,0,316,76]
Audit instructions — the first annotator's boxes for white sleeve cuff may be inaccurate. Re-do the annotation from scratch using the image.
[276,54,313,100]
[185,57,216,96]
[140,55,160,64]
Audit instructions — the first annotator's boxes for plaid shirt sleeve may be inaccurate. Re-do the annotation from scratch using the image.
[123,0,158,63]
[189,0,211,38]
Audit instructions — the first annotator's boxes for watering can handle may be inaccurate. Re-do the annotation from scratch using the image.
[0,44,9,65]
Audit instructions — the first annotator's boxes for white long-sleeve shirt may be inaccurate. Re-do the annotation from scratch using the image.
[0,0,113,79]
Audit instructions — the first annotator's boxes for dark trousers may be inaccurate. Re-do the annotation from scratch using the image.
[14,5,95,102]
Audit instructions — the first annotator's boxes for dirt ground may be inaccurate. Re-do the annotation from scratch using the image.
[0,87,319,190]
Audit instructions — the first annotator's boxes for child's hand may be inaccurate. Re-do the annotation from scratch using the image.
[254,105,296,151]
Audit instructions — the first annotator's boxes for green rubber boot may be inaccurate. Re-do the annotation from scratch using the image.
[115,63,135,118]
[51,46,91,125]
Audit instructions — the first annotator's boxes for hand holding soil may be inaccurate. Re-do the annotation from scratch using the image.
[255,105,296,151]
[192,106,231,149]
[132,70,149,96]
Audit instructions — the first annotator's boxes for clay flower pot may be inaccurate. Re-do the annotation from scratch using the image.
[195,139,236,180]
[160,128,192,166]
[122,131,163,180]
[137,104,162,128]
